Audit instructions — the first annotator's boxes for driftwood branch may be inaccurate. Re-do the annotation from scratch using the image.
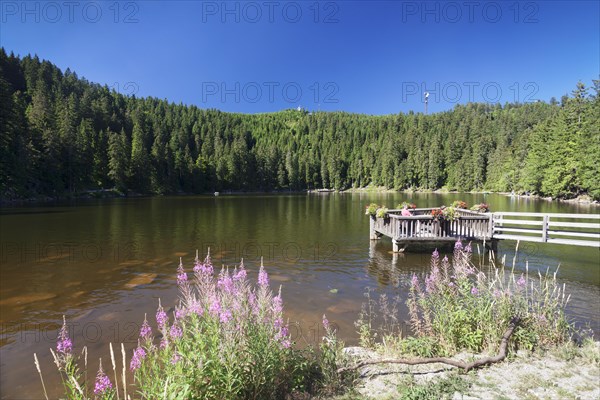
[338,317,520,374]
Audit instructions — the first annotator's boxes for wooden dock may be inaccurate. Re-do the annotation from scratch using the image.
[370,209,600,251]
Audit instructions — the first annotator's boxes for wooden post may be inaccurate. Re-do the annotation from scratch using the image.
[392,239,399,253]
[488,214,494,239]
[370,217,380,240]
[542,215,549,242]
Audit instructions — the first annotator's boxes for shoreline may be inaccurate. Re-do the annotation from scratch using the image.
[341,187,600,206]
[342,342,600,399]
[1,187,598,206]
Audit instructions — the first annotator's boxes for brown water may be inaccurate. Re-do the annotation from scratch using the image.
[0,193,598,399]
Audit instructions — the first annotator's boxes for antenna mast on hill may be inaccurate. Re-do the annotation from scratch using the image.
[424,92,429,115]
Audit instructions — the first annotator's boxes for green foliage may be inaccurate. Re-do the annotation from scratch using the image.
[470,203,489,212]
[375,206,389,218]
[450,200,467,209]
[1,49,598,199]
[319,316,348,396]
[396,373,469,400]
[364,203,379,216]
[358,242,574,359]
[405,244,572,354]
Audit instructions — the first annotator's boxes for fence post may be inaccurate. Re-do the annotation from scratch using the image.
[542,215,549,242]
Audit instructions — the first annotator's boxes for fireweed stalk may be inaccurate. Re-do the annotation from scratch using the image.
[49,316,86,398]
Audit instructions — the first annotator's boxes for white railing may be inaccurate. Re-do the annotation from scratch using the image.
[493,212,600,247]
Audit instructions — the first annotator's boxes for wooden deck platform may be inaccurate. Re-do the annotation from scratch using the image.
[370,209,600,251]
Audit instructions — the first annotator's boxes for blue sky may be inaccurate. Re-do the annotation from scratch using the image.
[1,0,598,114]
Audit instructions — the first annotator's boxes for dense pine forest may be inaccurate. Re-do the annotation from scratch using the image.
[1,49,598,200]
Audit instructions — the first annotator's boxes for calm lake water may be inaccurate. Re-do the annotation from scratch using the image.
[1,193,598,398]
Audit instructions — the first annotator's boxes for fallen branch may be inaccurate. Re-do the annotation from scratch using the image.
[337,317,520,374]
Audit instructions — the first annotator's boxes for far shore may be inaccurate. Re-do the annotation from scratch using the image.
[1,187,598,206]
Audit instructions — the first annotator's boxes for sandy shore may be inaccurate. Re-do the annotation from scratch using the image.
[342,343,600,399]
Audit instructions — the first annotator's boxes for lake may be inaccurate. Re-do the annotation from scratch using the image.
[1,193,598,398]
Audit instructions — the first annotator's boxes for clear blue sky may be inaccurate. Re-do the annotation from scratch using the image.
[1,0,598,114]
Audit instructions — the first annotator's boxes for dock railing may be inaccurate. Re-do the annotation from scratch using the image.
[370,209,600,249]
[370,208,493,243]
[493,212,600,247]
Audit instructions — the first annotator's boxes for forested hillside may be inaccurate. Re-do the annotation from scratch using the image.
[1,49,598,200]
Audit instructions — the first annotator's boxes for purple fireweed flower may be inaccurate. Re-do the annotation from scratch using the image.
[156,300,168,330]
[448,282,455,288]
[209,297,221,316]
[272,293,283,314]
[195,253,214,275]
[130,346,146,371]
[177,259,188,285]
[190,300,203,316]
[258,265,269,287]
[274,318,283,330]
[139,314,152,340]
[201,263,214,275]
[248,292,259,315]
[233,265,247,281]
[425,276,434,293]
[432,249,440,260]
[194,249,201,268]
[175,307,188,320]
[471,287,479,296]
[160,338,169,349]
[169,323,183,340]
[493,289,502,298]
[454,240,463,251]
[219,309,233,324]
[516,274,526,289]
[322,314,330,330]
[427,263,441,293]
[217,273,234,293]
[193,262,202,273]
[465,242,472,253]
[410,274,419,288]
[94,360,112,395]
[57,316,73,355]
[171,352,181,365]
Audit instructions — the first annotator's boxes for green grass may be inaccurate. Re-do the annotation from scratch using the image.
[394,373,469,400]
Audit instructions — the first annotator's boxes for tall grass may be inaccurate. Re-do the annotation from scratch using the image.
[357,241,574,356]
[37,252,343,399]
